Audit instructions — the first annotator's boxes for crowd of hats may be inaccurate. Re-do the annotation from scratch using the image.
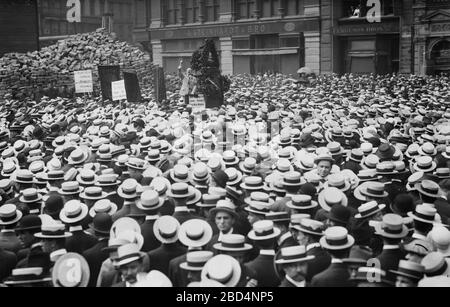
[0,72,450,287]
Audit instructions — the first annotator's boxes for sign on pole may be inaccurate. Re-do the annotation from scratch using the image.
[74,70,93,94]
[111,80,127,101]
[189,94,206,113]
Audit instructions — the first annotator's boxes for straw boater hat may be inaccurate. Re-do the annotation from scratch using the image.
[318,187,348,212]
[169,165,191,184]
[286,194,318,211]
[320,226,355,250]
[374,214,409,239]
[291,218,325,237]
[390,260,425,282]
[414,180,442,198]
[323,173,351,192]
[35,222,72,239]
[137,190,164,212]
[214,231,252,254]
[117,179,140,200]
[354,201,386,219]
[413,156,437,173]
[114,243,145,267]
[153,216,180,244]
[209,200,239,220]
[178,219,213,248]
[4,268,52,286]
[353,181,388,202]
[180,251,214,272]
[248,220,281,241]
[201,254,242,287]
[59,200,89,225]
[224,168,243,186]
[19,188,43,204]
[58,182,84,196]
[89,199,118,218]
[167,182,197,200]
[408,204,437,224]
[240,176,264,191]
[0,204,23,226]
[95,174,121,187]
[275,245,315,265]
[80,187,108,201]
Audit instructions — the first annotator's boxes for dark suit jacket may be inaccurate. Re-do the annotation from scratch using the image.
[311,262,352,287]
[376,247,405,282]
[434,198,450,225]
[112,204,131,222]
[306,246,332,282]
[107,192,124,211]
[0,231,22,254]
[83,239,109,288]
[148,243,187,276]
[244,254,281,287]
[140,219,161,253]
[65,230,98,254]
[0,248,17,281]
[168,253,189,287]
[279,278,308,287]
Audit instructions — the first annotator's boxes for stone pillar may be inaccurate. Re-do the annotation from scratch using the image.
[219,0,234,23]
[177,0,185,25]
[304,31,321,74]
[198,0,205,23]
[277,0,285,18]
[152,39,163,67]
[220,37,233,75]
[253,0,261,19]
[150,0,163,28]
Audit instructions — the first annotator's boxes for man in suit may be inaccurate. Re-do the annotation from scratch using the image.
[0,204,23,253]
[0,247,17,281]
[311,227,354,287]
[60,200,97,254]
[148,216,186,275]
[206,200,240,251]
[112,178,139,222]
[83,213,112,287]
[112,243,146,287]
[374,214,408,283]
[15,215,42,266]
[168,183,199,225]
[138,190,163,253]
[276,246,315,287]
[291,218,331,282]
[168,219,213,287]
[244,220,281,287]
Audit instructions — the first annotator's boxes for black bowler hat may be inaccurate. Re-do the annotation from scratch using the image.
[91,213,112,236]
[326,204,352,226]
[15,215,42,232]
[44,195,64,219]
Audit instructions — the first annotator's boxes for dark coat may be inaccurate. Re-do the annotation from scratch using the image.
[148,243,187,276]
[306,246,332,282]
[140,219,161,253]
[244,254,281,287]
[172,210,198,225]
[0,248,17,281]
[168,253,189,287]
[107,192,124,211]
[376,247,406,282]
[0,231,22,254]
[83,239,109,288]
[434,198,450,225]
[311,262,352,287]
[65,230,98,254]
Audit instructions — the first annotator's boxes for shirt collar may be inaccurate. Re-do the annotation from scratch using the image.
[70,226,83,232]
[50,249,67,262]
[175,206,189,213]
[331,258,344,264]
[123,200,135,206]
[29,209,41,215]
[145,215,159,221]
[383,244,400,250]
[31,242,43,249]
[1,229,15,233]
[286,275,306,287]
[307,243,321,251]
[260,249,276,256]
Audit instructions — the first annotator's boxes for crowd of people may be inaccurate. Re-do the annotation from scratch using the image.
[0,72,450,287]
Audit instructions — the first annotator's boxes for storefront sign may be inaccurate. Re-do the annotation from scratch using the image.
[74,70,93,93]
[152,19,320,40]
[334,19,399,35]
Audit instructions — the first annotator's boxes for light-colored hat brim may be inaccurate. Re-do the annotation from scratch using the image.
[79,191,108,200]
[407,211,436,224]
[89,203,118,218]
[201,258,241,287]
[248,227,281,241]
[178,220,213,248]
[186,188,202,205]
[318,191,348,212]
[286,200,318,210]
[35,232,72,239]
[354,204,386,219]
[319,235,355,250]
[275,255,315,265]
[413,162,437,173]
[213,243,253,252]
[59,204,89,224]
[58,187,84,196]
[374,223,409,239]
[19,195,43,203]
[0,210,23,226]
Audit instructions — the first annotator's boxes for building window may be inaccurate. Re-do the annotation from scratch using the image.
[286,0,304,16]
[185,0,200,23]
[233,38,250,49]
[261,0,279,18]
[204,0,220,22]
[236,0,255,19]
[164,0,179,25]
[280,35,300,48]
[254,34,279,49]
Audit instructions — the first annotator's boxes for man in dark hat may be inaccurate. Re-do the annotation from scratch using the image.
[15,215,42,267]
[83,213,113,288]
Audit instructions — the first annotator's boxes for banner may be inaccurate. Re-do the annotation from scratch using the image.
[123,71,142,103]
[112,80,127,101]
[189,95,206,113]
[98,65,121,100]
[74,70,93,93]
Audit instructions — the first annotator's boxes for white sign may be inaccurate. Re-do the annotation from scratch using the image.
[112,80,127,101]
[74,70,93,93]
[189,95,206,113]
[66,0,81,23]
